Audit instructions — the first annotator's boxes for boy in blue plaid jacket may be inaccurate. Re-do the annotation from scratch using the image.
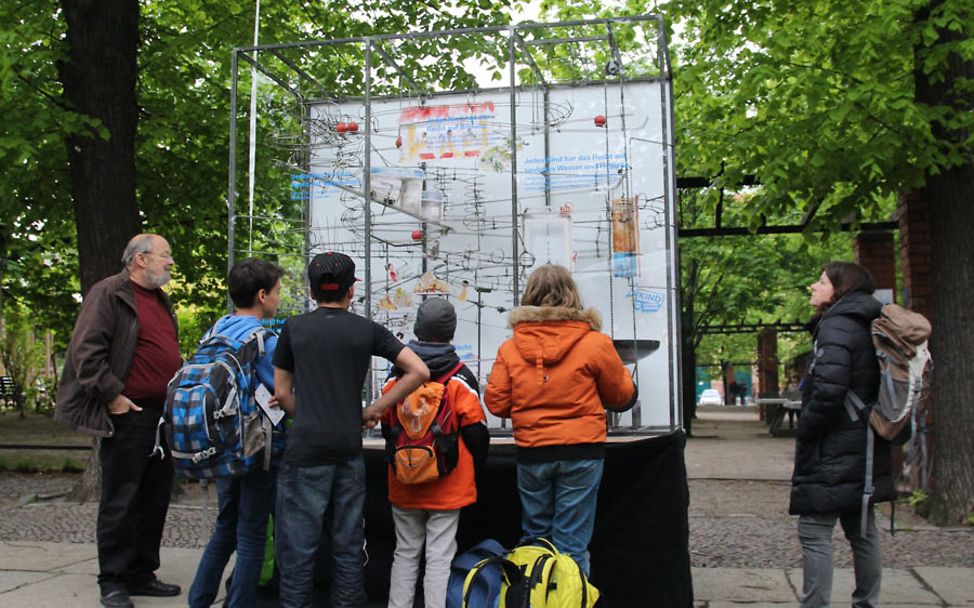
[188,258,286,608]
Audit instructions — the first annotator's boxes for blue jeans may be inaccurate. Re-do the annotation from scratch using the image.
[188,466,277,608]
[275,456,367,608]
[516,458,604,575]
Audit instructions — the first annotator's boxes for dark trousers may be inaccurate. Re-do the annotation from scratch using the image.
[97,409,174,591]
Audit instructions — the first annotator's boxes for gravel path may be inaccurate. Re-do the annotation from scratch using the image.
[688,478,973,568]
[1,472,970,568]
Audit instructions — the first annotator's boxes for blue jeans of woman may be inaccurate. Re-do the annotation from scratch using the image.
[275,456,367,608]
[188,466,277,608]
[516,458,604,575]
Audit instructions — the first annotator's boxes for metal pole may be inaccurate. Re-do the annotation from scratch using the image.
[364,39,373,320]
[247,0,261,255]
[657,17,681,432]
[508,29,520,302]
[227,49,239,314]
[363,39,375,404]
[543,88,551,208]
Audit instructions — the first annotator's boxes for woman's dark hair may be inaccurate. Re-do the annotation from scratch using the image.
[823,261,875,303]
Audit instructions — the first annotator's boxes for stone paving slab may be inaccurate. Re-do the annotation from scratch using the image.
[691,567,796,602]
[786,567,942,605]
[0,540,96,571]
[59,557,99,575]
[706,605,947,608]
[0,543,227,608]
[706,603,795,608]
[0,570,55,594]
[914,567,974,606]
[1,573,98,607]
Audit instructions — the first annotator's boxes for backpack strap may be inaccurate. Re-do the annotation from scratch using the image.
[844,390,867,422]
[462,556,523,608]
[519,553,552,608]
[435,362,466,385]
[860,424,875,536]
[844,390,876,535]
[516,537,559,554]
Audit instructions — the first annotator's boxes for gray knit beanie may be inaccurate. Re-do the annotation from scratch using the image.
[414,297,457,342]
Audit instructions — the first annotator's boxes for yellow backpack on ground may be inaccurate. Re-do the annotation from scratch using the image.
[461,538,599,608]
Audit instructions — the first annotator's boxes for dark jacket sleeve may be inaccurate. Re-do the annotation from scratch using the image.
[460,422,489,468]
[68,283,126,405]
[797,322,852,440]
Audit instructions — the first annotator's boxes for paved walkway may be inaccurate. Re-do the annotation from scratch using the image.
[1,407,971,606]
[1,541,970,607]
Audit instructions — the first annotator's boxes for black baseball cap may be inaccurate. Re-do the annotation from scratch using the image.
[308,252,360,294]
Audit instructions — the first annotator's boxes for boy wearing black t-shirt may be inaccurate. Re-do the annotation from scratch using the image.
[272,252,428,608]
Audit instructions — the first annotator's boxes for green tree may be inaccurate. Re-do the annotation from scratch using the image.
[679,187,855,432]
[0,306,45,417]
[3,0,522,499]
[543,0,973,524]
[0,1,81,344]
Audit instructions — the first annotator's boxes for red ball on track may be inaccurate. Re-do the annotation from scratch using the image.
[411,230,423,240]
[594,115,607,127]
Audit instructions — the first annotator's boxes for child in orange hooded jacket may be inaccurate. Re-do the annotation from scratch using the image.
[484,264,636,575]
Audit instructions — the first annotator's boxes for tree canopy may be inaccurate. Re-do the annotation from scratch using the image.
[542,0,973,524]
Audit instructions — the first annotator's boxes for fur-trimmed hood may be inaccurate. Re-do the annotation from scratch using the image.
[508,306,602,330]
[507,306,602,364]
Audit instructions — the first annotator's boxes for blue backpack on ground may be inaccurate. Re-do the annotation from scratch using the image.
[164,326,273,479]
[447,538,507,608]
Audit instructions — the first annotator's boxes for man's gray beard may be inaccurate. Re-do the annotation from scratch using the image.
[147,269,171,288]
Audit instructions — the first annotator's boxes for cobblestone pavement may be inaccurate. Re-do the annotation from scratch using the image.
[1,472,970,568]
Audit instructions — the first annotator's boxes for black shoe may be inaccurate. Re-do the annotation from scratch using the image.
[128,578,181,597]
[100,589,134,608]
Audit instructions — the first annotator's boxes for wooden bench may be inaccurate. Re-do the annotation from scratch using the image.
[0,375,18,410]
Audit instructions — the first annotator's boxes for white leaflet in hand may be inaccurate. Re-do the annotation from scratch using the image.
[255,383,285,426]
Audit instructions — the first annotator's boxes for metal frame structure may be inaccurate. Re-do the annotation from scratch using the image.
[226,16,684,434]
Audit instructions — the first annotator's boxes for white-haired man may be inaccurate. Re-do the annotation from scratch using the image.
[57,233,182,608]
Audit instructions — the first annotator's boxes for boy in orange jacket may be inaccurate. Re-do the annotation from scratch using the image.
[381,298,489,608]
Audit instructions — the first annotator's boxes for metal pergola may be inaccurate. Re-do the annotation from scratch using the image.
[225,16,685,435]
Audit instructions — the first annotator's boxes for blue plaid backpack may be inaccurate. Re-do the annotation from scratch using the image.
[164,325,274,479]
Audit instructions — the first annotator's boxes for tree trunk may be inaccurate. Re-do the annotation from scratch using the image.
[57,0,142,293]
[926,161,974,525]
[68,437,102,502]
[915,1,974,525]
[57,0,142,502]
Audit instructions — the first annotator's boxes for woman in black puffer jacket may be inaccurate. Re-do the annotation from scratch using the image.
[789,261,892,608]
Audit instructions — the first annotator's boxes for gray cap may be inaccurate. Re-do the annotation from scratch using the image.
[414,297,457,342]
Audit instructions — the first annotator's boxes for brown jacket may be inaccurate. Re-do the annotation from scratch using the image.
[55,270,177,437]
[484,306,635,449]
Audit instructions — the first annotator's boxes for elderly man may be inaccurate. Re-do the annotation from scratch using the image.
[57,234,182,608]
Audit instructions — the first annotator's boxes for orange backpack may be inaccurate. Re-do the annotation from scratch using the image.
[386,363,464,485]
